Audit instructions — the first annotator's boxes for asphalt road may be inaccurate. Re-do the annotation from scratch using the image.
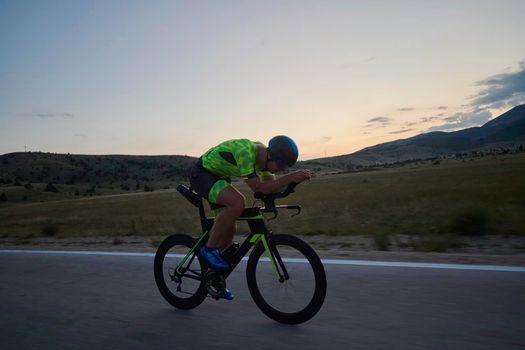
[1,252,524,350]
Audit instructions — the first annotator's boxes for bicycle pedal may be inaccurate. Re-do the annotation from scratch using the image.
[205,270,226,299]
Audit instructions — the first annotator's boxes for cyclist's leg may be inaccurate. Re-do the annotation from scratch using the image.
[207,185,245,251]
[190,162,240,275]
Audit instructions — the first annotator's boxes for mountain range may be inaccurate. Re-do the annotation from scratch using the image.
[306,104,525,167]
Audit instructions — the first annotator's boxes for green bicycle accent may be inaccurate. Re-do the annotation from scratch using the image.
[175,230,208,274]
[239,215,264,220]
[261,234,282,281]
[207,215,264,221]
[249,233,263,243]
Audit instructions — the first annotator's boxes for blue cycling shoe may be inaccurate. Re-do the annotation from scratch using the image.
[199,245,231,270]
[220,288,235,301]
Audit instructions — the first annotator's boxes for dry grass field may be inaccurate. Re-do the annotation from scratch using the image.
[1,153,524,248]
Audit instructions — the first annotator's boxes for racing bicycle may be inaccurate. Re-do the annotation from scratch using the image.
[154,182,327,324]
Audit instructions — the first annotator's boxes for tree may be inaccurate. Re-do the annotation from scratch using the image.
[0,192,6,201]
[86,186,96,195]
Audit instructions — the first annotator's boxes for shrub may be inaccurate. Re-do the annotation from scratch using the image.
[42,222,60,236]
[86,186,96,195]
[373,233,391,251]
[129,220,137,235]
[24,183,33,190]
[150,238,161,248]
[44,183,59,193]
[413,235,464,252]
[112,237,124,245]
[0,192,6,202]
[451,208,492,236]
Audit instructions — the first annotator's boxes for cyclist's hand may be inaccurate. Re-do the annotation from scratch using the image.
[289,170,312,183]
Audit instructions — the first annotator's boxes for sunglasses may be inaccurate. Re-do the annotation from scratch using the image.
[274,159,289,170]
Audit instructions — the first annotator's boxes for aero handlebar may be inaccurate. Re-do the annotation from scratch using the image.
[253,182,301,220]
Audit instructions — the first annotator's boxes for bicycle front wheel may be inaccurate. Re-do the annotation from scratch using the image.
[246,234,327,324]
[154,234,207,310]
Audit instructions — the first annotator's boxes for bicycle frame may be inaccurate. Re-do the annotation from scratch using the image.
[174,187,288,282]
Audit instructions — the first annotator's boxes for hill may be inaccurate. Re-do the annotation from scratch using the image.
[0,152,197,187]
[305,104,525,168]
[1,105,524,185]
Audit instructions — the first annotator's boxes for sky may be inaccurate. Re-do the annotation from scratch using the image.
[1,0,524,160]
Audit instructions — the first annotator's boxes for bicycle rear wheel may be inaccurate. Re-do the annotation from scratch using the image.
[154,234,207,309]
[246,234,327,324]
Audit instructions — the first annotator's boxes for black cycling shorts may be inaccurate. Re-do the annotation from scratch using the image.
[189,159,231,203]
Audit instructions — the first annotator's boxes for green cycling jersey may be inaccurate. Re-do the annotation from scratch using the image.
[201,138,273,179]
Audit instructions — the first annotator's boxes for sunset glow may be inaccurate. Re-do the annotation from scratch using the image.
[1,0,524,159]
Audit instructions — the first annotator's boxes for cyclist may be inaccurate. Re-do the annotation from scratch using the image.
[189,136,312,300]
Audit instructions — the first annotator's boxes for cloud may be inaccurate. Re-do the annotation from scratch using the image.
[424,61,524,133]
[403,115,440,128]
[350,56,376,65]
[367,117,390,123]
[426,110,492,132]
[366,116,391,128]
[21,113,55,118]
[74,133,88,139]
[420,116,440,123]
[340,56,375,71]
[363,62,524,136]
[389,128,413,135]
[20,112,75,119]
[470,62,525,109]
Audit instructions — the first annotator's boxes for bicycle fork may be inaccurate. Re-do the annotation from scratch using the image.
[260,234,289,283]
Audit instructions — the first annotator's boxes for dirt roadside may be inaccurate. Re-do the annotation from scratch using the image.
[2,234,525,266]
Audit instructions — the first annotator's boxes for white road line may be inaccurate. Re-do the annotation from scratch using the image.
[1,249,524,272]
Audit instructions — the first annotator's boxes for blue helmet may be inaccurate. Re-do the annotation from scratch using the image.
[268,135,299,167]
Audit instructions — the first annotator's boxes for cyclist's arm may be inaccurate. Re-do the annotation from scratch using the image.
[244,171,310,194]
[261,172,275,182]
[244,175,290,194]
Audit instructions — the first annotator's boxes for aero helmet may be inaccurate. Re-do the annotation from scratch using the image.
[268,135,299,167]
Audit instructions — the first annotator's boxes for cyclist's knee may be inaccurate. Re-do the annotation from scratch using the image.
[228,195,245,216]
[217,188,245,215]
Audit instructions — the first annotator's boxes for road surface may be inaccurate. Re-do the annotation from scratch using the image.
[0,250,524,349]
